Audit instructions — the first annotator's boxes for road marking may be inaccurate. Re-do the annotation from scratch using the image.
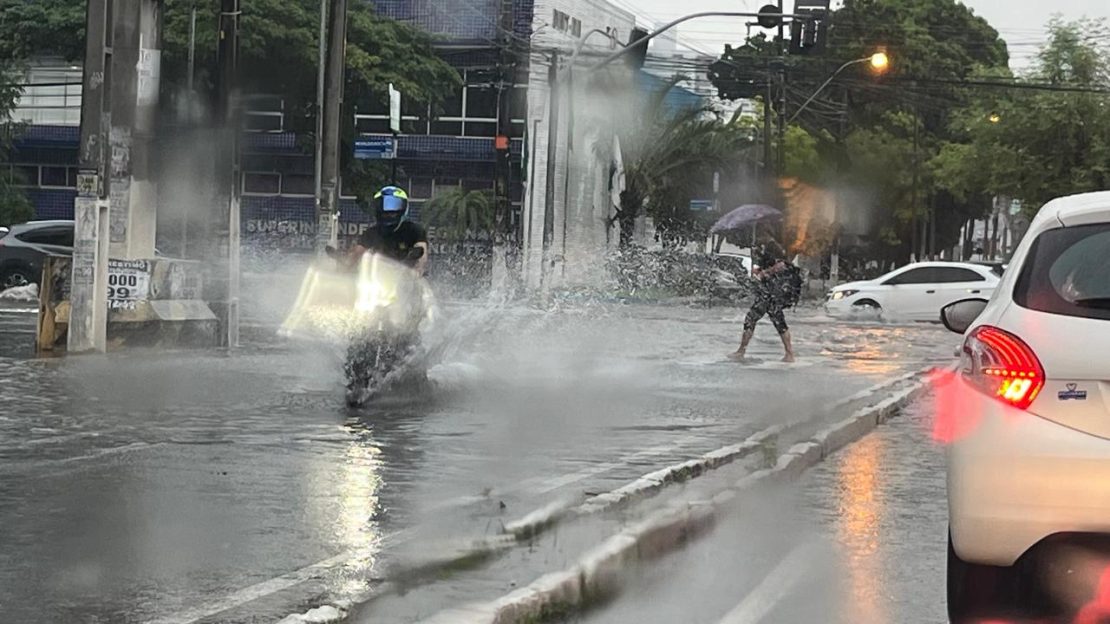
[145,551,355,624]
[717,542,818,624]
[0,442,162,476]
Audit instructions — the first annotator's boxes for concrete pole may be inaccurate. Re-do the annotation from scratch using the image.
[541,51,560,290]
[69,0,113,353]
[313,0,328,239]
[108,0,161,261]
[317,0,348,256]
[218,0,241,347]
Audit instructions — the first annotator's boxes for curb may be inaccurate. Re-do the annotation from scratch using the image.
[418,368,940,624]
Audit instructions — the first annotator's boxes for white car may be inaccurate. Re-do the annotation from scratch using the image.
[825,261,999,321]
[942,191,1110,621]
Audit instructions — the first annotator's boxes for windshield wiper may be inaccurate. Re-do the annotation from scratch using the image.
[1074,297,1110,309]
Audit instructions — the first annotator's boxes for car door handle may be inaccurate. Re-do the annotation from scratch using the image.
[926,289,936,294]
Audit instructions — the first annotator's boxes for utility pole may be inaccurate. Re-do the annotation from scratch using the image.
[542,51,560,288]
[491,0,517,292]
[217,0,241,347]
[494,0,515,239]
[108,0,161,261]
[910,107,919,263]
[317,0,348,256]
[776,0,787,176]
[763,59,773,177]
[187,3,196,92]
[313,0,327,234]
[69,0,113,353]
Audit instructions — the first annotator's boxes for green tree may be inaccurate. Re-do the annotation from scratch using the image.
[0,65,33,227]
[424,187,494,238]
[935,19,1110,210]
[0,0,461,132]
[709,0,1011,259]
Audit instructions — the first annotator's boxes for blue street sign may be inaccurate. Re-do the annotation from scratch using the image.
[690,199,714,211]
[354,137,397,160]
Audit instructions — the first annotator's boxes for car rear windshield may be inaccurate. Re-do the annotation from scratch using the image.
[1014,223,1110,321]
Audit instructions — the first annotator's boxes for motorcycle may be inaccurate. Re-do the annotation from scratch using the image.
[340,246,433,406]
[280,246,436,407]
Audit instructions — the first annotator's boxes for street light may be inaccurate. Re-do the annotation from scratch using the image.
[869,51,890,72]
[989,112,1001,123]
[788,52,891,124]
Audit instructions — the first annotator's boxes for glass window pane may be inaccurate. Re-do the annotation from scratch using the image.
[243,172,280,194]
[41,166,68,187]
[510,87,527,122]
[463,121,497,138]
[1015,224,1110,321]
[465,87,498,119]
[282,174,315,195]
[431,120,462,136]
[409,178,433,199]
[13,166,38,186]
[440,87,463,117]
[356,117,391,134]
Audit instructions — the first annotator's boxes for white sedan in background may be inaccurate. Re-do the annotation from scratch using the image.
[825,261,1000,321]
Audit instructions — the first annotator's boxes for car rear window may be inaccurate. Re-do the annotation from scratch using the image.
[1014,223,1110,321]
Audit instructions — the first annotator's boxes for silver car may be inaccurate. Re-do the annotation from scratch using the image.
[0,220,75,289]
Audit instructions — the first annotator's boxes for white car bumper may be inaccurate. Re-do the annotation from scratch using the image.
[948,378,1110,566]
[824,297,855,317]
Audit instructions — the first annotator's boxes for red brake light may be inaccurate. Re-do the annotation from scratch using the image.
[962,325,1044,410]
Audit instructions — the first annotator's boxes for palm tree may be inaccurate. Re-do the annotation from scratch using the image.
[608,77,752,249]
[424,187,494,238]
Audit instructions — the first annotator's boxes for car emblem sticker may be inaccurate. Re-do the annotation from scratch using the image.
[1058,383,1088,401]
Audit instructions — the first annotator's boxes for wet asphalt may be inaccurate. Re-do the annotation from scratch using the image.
[0,299,957,623]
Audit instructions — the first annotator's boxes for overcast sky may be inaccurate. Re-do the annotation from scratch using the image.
[625,0,1109,70]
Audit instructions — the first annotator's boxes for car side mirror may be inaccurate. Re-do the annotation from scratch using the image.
[407,247,425,261]
[941,299,988,334]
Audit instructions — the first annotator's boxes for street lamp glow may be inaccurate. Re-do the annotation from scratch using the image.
[989,112,1001,123]
[870,52,890,72]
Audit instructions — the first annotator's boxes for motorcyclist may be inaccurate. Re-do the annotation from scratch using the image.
[344,185,430,275]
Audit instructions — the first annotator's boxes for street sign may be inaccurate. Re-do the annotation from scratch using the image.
[354,137,397,160]
[690,199,714,212]
[389,84,401,134]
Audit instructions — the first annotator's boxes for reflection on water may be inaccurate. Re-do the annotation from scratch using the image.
[337,433,383,597]
[835,434,887,624]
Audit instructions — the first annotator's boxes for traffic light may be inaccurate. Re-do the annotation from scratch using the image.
[789,13,828,54]
[708,49,771,100]
[626,27,650,70]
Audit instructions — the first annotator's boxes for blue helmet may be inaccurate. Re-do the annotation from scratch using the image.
[373,186,409,230]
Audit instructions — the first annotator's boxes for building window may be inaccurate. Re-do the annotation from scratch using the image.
[282,174,315,196]
[466,87,497,120]
[40,166,71,187]
[243,172,280,195]
[13,165,38,187]
[571,18,582,38]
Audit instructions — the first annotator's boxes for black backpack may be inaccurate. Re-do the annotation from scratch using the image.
[779,264,804,307]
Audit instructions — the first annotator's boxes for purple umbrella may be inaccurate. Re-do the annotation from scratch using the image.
[709,204,782,234]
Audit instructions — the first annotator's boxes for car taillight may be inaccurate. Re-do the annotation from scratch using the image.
[961,325,1044,410]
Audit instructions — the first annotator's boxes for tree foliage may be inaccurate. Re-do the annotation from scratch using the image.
[610,78,754,249]
[0,0,461,132]
[424,187,494,238]
[934,19,1110,210]
[709,0,1012,260]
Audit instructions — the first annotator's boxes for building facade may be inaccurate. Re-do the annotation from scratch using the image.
[4,0,704,292]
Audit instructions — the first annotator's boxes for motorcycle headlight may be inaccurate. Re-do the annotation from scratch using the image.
[831,289,859,301]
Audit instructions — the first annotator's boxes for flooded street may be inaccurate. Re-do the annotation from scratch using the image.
[0,301,955,623]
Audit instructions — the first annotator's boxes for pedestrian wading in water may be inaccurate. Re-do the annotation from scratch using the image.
[729,240,797,363]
